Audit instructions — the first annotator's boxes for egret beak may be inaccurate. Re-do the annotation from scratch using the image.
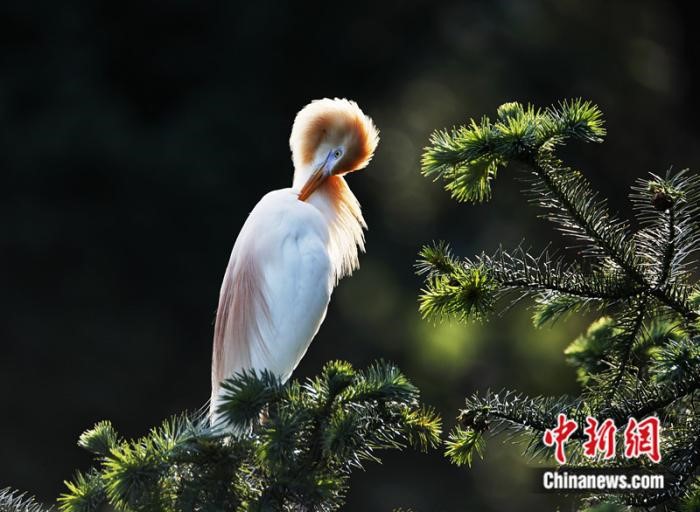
[298,151,333,201]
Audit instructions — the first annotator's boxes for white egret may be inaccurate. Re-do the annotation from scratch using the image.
[210,98,379,422]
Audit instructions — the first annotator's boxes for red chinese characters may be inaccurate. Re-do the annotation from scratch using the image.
[543,414,661,464]
[624,416,661,463]
[543,413,578,464]
[582,416,617,459]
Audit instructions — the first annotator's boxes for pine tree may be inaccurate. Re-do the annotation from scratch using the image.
[2,361,440,512]
[418,99,700,509]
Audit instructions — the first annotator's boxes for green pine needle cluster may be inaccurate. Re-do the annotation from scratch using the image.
[422,99,605,204]
[418,99,700,509]
[444,426,485,468]
[50,360,440,512]
[418,245,497,323]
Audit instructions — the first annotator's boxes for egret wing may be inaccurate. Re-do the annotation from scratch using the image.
[211,190,333,415]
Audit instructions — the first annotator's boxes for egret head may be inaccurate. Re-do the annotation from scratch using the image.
[290,98,379,201]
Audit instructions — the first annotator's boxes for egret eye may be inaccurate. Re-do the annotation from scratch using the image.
[333,149,342,159]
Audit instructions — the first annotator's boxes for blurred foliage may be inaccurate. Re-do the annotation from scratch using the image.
[3,0,700,510]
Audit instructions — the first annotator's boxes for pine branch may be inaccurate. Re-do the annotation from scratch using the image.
[604,298,648,404]
[0,489,52,512]
[525,158,698,324]
[446,367,700,472]
[421,99,605,202]
[57,360,441,512]
[417,242,641,327]
[57,472,105,512]
[623,423,700,507]
[479,246,633,300]
[600,355,700,422]
[631,170,700,282]
[420,99,700,325]
[444,390,591,467]
[459,390,588,437]
[523,155,639,271]
[420,98,700,509]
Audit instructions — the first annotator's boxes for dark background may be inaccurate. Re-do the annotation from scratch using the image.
[2,1,699,510]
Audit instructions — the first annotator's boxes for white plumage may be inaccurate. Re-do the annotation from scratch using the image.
[210,98,379,422]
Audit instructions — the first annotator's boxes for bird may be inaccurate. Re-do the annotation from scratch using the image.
[210,98,379,423]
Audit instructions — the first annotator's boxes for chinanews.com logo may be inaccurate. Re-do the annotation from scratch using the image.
[533,414,667,493]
